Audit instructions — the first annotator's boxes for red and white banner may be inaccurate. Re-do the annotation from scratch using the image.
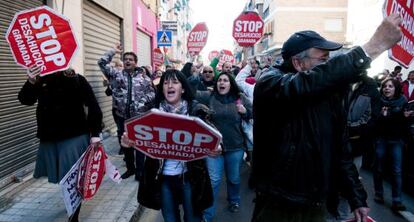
[5,6,78,76]
[384,0,414,68]
[187,22,209,57]
[77,145,106,200]
[233,11,264,47]
[218,49,235,68]
[125,109,222,161]
[153,48,164,69]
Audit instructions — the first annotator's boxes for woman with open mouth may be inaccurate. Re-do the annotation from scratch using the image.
[373,77,411,213]
[132,69,218,222]
[196,72,252,222]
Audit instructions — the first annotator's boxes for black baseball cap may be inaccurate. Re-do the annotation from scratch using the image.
[281,30,343,61]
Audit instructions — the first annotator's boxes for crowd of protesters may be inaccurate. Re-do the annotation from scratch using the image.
[18,13,414,222]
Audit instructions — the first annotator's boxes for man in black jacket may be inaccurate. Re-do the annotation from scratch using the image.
[251,14,402,222]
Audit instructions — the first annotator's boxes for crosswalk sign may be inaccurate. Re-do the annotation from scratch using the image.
[157,30,172,47]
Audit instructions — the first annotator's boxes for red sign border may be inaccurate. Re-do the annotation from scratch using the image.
[5,5,79,76]
[383,0,412,68]
[232,10,264,47]
[124,108,222,162]
[187,22,209,57]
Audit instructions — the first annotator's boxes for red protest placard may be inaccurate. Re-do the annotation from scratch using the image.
[77,144,106,200]
[218,49,235,68]
[208,50,219,61]
[187,22,209,57]
[153,48,164,69]
[5,6,78,76]
[384,0,414,68]
[125,109,222,161]
[233,11,264,47]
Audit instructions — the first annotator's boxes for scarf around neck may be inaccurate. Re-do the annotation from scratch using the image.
[159,99,188,115]
[381,95,406,113]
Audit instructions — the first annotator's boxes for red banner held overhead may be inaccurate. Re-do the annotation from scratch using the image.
[125,109,222,161]
[233,11,264,47]
[384,0,414,68]
[187,22,209,57]
[6,6,78,76]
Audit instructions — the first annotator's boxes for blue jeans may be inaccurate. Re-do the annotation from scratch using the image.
[203,149,244,222]
[161,174,201,222]
[373,138,404,203]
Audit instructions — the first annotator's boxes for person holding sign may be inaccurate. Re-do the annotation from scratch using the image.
[252,14,402,222]
[18,66,103,222]
[127,69,216,222]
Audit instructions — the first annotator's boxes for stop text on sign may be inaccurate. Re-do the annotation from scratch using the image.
[188,31,208,42]
[87,149,103,196]
[6,6,78,76]
[187,22,209,56]
[133,125,213,158]
[12,13,66,71]
[234,21,263,33]
[134,125,213,146]
[232,11,264,47]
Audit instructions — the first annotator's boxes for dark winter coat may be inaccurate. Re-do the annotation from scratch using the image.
[18,72,103,141]
[196,91,252,152]
[252,47,369,210]
[376,95,408,141]
[137,102,213,215]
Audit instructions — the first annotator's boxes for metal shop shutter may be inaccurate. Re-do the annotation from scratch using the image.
[83,0,121,133]
[0,0,44,187]
[136,30,152,67]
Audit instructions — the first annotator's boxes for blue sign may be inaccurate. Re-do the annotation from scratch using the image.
[157,30,172,47]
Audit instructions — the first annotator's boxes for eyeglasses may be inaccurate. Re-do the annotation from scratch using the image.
[203,71,214,73]
[304,56,329,63]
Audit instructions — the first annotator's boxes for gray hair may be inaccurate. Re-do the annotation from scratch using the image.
[292,48,311,60]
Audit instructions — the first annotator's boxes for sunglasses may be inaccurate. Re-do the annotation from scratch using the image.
[203,70,213,73]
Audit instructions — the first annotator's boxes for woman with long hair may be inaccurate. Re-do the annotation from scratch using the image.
[126,69,215,222]
[196,72,252,221]
[373,77,411,212]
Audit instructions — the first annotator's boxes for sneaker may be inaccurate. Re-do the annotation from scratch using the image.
[391,202,406,212]
[121,170,135,179]
[374,195,384,204]
[228,203,240,213]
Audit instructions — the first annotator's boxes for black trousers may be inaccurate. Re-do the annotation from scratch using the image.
[113,112,145,178]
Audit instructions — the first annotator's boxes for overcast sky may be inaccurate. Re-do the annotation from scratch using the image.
[189,0,246,61]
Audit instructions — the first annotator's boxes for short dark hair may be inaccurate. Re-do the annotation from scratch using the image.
[380,77,402,98]
[394,65,402,72]
[155,69,194,108]
[123,52,138,63]
[213,72,240,98]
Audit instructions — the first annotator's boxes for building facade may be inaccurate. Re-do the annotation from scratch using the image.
[254,0,348,63]
[158,0,192,67]
[0,0,161,189]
